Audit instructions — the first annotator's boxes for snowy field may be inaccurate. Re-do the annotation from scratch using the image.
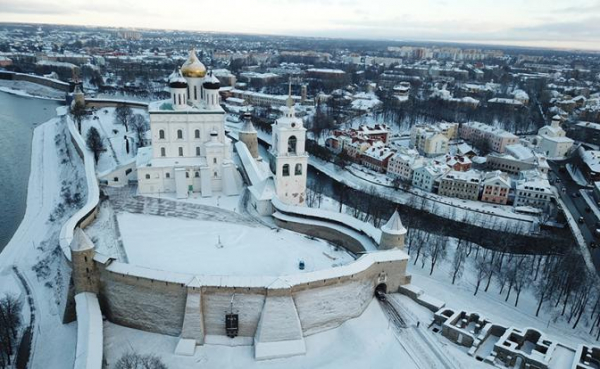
[118,213,354,276]
[103,299,420,369]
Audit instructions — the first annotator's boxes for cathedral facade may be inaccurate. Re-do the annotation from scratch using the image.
[137,49,241,198]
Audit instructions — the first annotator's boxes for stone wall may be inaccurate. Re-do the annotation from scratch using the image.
[88,249,409,344]
[294,279,373,336]
[85,98,149,109]
[96,267,187,336]
[202,288,266,337]
[273,216,367,254]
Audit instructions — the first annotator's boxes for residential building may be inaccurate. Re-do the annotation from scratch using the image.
[361,142,395,173]
[438,170,482,201]
[412,164,447,192]
[410,125,450,157]
[387,148,423,181]
[481,171,511,205]
[460,122,519,153]
[514,179,553,210]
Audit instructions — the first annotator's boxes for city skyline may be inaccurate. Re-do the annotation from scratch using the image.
[1,0,600,51]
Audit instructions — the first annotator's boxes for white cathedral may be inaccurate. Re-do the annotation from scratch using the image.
[137,49,242,198]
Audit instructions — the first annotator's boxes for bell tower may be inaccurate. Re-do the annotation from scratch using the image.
[271,81,308,205]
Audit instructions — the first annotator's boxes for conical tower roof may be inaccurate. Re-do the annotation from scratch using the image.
[381,210,406,235]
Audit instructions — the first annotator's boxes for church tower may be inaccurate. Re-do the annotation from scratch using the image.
[271,82,308,205]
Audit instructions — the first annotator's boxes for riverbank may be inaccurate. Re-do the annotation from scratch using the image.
[0,92,60,250]
[0,107,81,368]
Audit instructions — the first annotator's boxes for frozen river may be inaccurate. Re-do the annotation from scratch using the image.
[0,92,60,251]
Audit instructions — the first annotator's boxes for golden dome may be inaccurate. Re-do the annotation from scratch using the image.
[180,48,206,78]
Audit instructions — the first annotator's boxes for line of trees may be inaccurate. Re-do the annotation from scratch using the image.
[404,228,600,339]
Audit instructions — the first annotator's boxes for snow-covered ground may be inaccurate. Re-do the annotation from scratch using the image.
[118,213,354,276]
[0,109,80,369]
[80,107,148,174]
[103,298,420,369]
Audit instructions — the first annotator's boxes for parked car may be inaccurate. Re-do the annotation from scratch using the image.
[578,216,585,223]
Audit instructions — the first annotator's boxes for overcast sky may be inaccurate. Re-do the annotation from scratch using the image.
[1,0,600,51]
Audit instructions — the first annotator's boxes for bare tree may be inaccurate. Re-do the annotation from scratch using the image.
[473,253,489,296]
[427,234,448,275]
[86,127,106,164]
[114,352,167,369]
[70,101,86,133]
[512,256,532,307]
[114,104,134,132]
[451,239,467,284]
[130,114,148,148]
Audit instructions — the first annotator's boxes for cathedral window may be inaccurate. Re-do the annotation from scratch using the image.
[213,158,217,164]
[173,95,176,105]
[178,94,182,105]
[178,147,184,156]
[214,171,218,178]
[186,172,190,178]
[295,164,302,176]
[195,172,200,178]
[288,136,297,154]
[161,147,166,157]
[194,86,198,100]
[195,130,200,139]
[166,173,170,178]
[177,130,183,139]
[159,130,165,139]
[145,174,150,179]
[196,147,201,156]
[282,164,290,177]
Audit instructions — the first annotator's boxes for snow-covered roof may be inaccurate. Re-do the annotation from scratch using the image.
[583,151,600,173]
[381,211,407,236]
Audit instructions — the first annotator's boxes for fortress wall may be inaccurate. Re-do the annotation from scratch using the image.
[11,72,71,91]
[90,252,410,339]
[293,279,373,336]
[96,266,188,336]
[85,99,149,109]
[273,216,367,254]
[202,288,266,337]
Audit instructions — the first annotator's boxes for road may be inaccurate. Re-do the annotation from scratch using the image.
[548,158,600,270]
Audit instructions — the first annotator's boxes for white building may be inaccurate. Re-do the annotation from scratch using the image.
[387,148,423,182]
[537,115,574,158]
[409,125,450,157]
[137,49,242,199]
[514,179,553,210]
[412,164,447,192]
[270,86,308,206]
